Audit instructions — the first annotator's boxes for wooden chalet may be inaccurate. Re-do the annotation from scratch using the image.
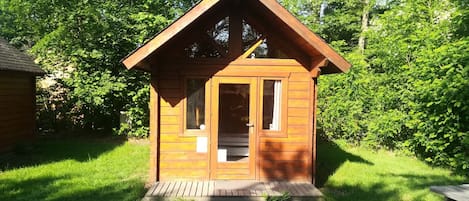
[122,0,350,183]
[0,38,44,152]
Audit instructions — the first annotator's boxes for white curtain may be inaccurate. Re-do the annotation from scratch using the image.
[271,80,282,130]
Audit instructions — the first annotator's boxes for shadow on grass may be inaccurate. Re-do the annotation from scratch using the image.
[320,173,466,201]
[321,183,400,201]
[0,174,146,201]
[0,136,125,171]
[0,136,147,201]
[382,173,466,188]
[316,137,373,187]
[315,139,403,201]
[315,137,467,201]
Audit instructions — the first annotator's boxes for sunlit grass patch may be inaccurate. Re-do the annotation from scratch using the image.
[318,140,467,201]
[0,138,149,201]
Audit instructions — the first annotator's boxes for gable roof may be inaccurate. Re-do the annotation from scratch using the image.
[0,38,45,75]
[122,0,351,74]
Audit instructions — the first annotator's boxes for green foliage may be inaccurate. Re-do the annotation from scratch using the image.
[279,0,366,49]
[115,85,151,138]
[317,0,469,175]
[319,52,371,143]
[319,0,364,47]
[407,39,469,172]
[264,192,291,201]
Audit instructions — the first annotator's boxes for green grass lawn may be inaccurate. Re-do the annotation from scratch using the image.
[317,139,467,201]
[0,137,466,201]
[0,137,149,201]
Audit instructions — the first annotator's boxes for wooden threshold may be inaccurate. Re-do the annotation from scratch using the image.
[142,180,323,201]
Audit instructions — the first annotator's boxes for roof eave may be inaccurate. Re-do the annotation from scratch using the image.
[0,69,46,76]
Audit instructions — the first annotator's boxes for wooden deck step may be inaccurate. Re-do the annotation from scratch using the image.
[142,181,323,201]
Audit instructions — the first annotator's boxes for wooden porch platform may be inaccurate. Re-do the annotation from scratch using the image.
[142,181,323,201]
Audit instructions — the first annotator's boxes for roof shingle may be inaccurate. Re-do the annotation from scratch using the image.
[0,38,45,75]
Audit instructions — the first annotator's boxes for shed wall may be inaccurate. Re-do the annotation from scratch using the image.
[152,62,315,182]
[0,72,35,152]
[157,67,209,181]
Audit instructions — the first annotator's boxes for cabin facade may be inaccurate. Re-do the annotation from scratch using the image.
[122,0,350,183]
[0,38,44,152]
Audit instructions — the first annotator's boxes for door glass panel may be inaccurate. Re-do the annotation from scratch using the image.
[218,84,250,162]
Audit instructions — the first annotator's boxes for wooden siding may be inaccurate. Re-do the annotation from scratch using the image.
[157,67,209,181]
[152,62,314,182]
[0,72,35,152]
[259,72,312,181]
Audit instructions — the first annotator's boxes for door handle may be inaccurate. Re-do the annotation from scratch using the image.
[246,123,254,127]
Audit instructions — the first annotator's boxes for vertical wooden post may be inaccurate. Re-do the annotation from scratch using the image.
[309,59,324,185]
[311,77,319,185]
[229,0,243,58]
[149,74,160,183]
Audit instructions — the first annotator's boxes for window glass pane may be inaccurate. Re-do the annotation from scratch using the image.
[263,80,282,131]
[242,20,292,59]
[186,79,206,130]
[184,17,229,58]
[242,20,262,51]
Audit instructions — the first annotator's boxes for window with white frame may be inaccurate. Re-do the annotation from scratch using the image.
[186,79,207,131]
[262,80,282,131]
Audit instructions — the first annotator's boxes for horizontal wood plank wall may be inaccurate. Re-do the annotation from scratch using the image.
[157,67,209,181]
[0,72,35,153]
[259,71,312,182]
[156,62,312,181]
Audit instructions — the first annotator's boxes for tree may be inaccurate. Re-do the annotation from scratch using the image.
[0,0,197,136]
[283,0,468,174]
[316,0,469,174]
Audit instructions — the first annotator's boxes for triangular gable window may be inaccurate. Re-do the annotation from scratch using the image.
[242,20,261,52]
[184,17,230,58]
[184,42,224,58]
[179,15,294,60]
[245,38,290,59]
[241,20,291,59]
[208,17,229,52]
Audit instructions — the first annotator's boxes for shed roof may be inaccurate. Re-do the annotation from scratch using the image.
[0,38,45,75]
[122,0,351,74]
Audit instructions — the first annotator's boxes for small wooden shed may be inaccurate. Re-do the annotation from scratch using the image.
[0,39,44,152]
[122,0,350,183]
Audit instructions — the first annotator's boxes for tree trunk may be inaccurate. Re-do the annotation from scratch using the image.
[358,0,370,53]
